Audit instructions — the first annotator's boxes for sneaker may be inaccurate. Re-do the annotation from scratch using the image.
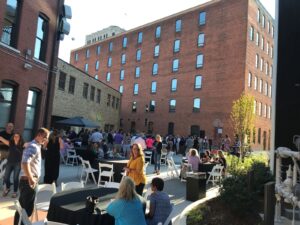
[11,193,17,198]
[2,189,10,197]
[156,171,160,175]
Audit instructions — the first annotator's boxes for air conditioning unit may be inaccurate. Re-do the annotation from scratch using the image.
[60,18,70,35]
[63,5,72,19]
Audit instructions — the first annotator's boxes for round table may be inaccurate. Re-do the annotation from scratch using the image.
[47,187,118,225]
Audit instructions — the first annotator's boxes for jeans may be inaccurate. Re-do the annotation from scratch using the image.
[135,183,145,196]
[14,179,37,225]
[4,162,21,192]
[154,152,161,171]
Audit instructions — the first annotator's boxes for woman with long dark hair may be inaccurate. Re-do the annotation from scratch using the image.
[44,129,64,185]
[3,133,24,198]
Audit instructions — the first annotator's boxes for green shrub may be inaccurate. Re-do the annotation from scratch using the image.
[186,204,208,224]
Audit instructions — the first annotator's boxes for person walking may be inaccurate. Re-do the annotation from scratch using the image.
[44,129,64,185]
[2,133,24,198]
[14,128,50,225]
[153,135,162,175]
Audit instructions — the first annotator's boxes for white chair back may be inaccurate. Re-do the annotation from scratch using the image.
[80,159,97,184]
[98,163,114,187]
[166,157,180,178]
[66,148,78,166]
[61,181,84,191]
[144,151,152,164]
[0,158,7,180]
[15,200,32,225]
[206,164,224,185]
[160,151,168,165]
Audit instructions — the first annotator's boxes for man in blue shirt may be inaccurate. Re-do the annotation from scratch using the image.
[146,177,172,225]
[14,128,50,225]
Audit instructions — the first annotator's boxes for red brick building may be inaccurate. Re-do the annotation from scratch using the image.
[0,0,70,140]
[70,0,274,150]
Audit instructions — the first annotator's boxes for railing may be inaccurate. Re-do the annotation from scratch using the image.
[275,147,300,225]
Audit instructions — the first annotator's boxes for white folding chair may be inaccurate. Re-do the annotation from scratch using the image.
[61,181,84,191]
[144,162,149,174]
[98,163,114,187]
[80,159,97,185]
[33,183,56,221]
[166,157,180,178]
[65,148,78,166]
[160,151,168,165]
[206,164,224,185]
[144,151,153,164]
[15,200,44,225]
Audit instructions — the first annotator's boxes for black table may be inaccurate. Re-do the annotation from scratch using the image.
[47,187,118,225]
[99,159,128,182]
[198,163,216,180]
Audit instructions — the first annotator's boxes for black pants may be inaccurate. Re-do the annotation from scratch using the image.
[14,179,37,225]
[135,183,145,196]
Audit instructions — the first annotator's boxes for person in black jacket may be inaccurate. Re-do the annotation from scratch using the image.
[153,135,163,175]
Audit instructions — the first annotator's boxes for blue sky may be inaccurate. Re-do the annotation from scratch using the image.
[59,0,275,62]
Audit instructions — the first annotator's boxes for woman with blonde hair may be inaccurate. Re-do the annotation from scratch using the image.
[107,177,146,225]
[124,143,146,195]
[188,148,201,172]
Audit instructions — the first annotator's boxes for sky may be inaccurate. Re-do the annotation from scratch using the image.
[59,0,275,62]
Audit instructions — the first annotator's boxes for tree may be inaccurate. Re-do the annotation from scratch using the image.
[231,93,255,157]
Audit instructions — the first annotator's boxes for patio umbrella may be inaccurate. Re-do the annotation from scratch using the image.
[55,116,99,128]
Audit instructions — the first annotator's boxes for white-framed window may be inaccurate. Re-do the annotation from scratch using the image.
[95,60,99,71]
[264,82,268,96]
[107,57,112,67]
[119,85,124,94]
[135,66,140,78]
[259,79,263,93]
[169,99,176,112]
[255,54,259,68]
[198,33,205,47]
[269,85,272,98]
[249,26,254,41]
[84,63,88,72]
[120,69,125,81]
[253,100,257,114]
[261,36,264,50]
[256,32,260,46]
[171,79,177,92]
[193,98,201,112]
[172,59,179,72]
[266,42,269,55]
[262,15,265,28]
[265,62,269,75]
[258,102,262,116]
[136,49,141,61]
[133,83,139,95]
[270,46,273,58]
[267,21,270,34]
[106,72,111,82]
[263,104,267,117]
[196,54,204,68]
[121,53,126,64]
[260,58,264,71]
[248,72,252,88]
[75,53,79,61]
[86,49,90,58]
[194,75,202,89]
[175,19,182,32]
[137,32,143,44]
[268,106,271,119]
[173,39,180,53]
[152,63,158,75]
[271,25,274,38]
[254,76,258,90]
[154,45,160,57]
[122,37,127,48]
[257,8,260,22]
[151,81,157,93]
[155,26,161,39]
[270,65,273,77]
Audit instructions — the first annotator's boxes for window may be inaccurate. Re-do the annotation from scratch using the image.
[90,86,95,101]
[152,63,158,75]
[96,89,101,103]
[253,100,257,114]
[173,39,180,53]
[258,128,261,144]
[255,32,259,46]
[121,53,126,64]
[198,33,205,47]
[169,99,176,112]
[254,76,258,90]
[84,63,88,72]
[136,49,141,61]
[270,46,273,58]
[106,72,111,82]
[270,65,273,77]
[195,75,202,89]
[155,26,161,38]
[171,79,177,92]
[261,36,264,50]
[75,53,79,61]
[107,94,111,106]
[149,100,155,112]
[116,98,119,109]
[0,82,17,129]
[248,72,252,88]
[34,16,48,61]
[199,12,206,25]
[86,49,90,58]
[172,59,179,72]
[267,21,270,33]
[112,96,115,108]
[151,81,157,93]
[95,75,98,80]
[83,83,88,99]
[23,90,39,141]
[135,67,140,78]
[1,0,20,47]
[260,58,264,71]
[249,26,254,41]
[154,45,160,57]
[175,19,182,32]
[96,46,101,55]
[255,54,259,68]
[193,98,201,112]
[132,101,137,112]
[58,71,66,90]
[107,57,112,67]
[133,83,139,95]
[259,79,263,93]
[119,85,124,94]
[264,82,268,96]
[268,106,271,119]
[122,37,127,48]
[137,32,143,44]
[196,54,204,68]
[265,62,269,75]
[120,69,125,80]
[269,85,272,98]
[263,104,267,117]
[262,15,265,28]
[258,102,262,116]
[68,76,75,94]
[257,9,260,22]
[109,42,113,52]
[95,60,99,71]
[271,25,274,38]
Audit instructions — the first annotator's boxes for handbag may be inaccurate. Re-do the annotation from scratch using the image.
[85,196,100,214]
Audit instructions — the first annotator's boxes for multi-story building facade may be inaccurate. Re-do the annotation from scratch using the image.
[52,59,121,132]
[0,0,70,140]
[70,0,274,150]
[86,26,125,45]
